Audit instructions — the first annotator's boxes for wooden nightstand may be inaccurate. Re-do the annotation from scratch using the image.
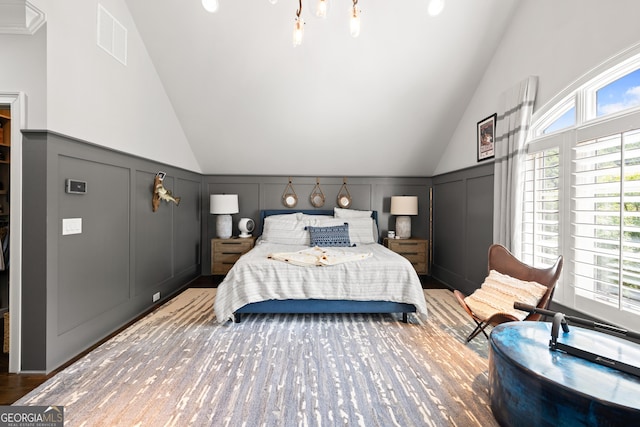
[383,238,428,275]
[211,237,256,275]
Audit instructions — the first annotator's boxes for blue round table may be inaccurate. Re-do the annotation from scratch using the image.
[489,321,640,426]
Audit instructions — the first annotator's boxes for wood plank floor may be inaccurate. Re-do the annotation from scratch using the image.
[0,275,447,405]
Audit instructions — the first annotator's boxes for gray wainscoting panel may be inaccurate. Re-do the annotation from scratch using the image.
[174,178,203,274]
[376,183,428,238]
[21,133,48,370]
[21,131,201,372]
[465,174,494,286]
[431,164,494,295]
[135,171,174,291]
[57,156,131,335]
[433,179,465,270]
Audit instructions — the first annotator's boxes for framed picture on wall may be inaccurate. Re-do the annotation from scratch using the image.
[477,113,497,162]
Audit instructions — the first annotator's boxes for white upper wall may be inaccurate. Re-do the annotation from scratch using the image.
[8,1,640,177]
[28,0,201,172]
[0,27,47,127]
[435,0,640,175]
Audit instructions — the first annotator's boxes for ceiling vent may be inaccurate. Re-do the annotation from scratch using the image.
[97,4,127,65]
[0,0,45,35]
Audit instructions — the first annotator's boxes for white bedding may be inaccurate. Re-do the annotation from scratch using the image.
[213,241,428,323]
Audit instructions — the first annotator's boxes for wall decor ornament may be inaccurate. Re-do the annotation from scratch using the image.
[336,177,352,208]
[477,113,497,162]
[282,177,298,208]
[310,178,325,208]
[152,171,181,212]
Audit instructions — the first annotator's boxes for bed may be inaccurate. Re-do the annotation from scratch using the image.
[213,209,428,323]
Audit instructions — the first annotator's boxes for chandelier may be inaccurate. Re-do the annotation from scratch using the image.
[202,0,445,47]
[293,0,359,46]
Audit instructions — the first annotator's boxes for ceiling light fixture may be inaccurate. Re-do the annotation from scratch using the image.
[204,1,442,46]
[427,0,445,17]
[350,0,361,38]
[292,0,361,45]
[316,0,328,19]
[293,0,305,47]
[201,0,219,13]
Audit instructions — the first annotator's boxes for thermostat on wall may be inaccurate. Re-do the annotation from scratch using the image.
[65,179,87,194]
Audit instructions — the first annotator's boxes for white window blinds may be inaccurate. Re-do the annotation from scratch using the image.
[522,148,561,268]
[573,129,640,316]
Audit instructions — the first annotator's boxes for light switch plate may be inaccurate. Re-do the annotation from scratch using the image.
[62,218,82,235]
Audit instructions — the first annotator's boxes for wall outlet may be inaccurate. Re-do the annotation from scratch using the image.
[153,292,161,302]
[62,218,82,235]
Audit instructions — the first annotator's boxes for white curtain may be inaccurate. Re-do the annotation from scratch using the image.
[493,76,538,255]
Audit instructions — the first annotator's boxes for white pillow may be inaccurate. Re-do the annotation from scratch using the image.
[304,216,343,226]
[299,214,340,225]
[334,208,378,243]
[261,212,379,246]
[334,207,373,218]
[463,270,548,321]
[342,217,377,244]
[262,215,309,245]
[261,214,343,245]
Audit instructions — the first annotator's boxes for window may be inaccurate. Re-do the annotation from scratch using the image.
[573,130,640,316]
[524,46,640,330]
[543,107,575,135]
[521,148,560,267]
[533,95,575,137]
[596,68,640,117]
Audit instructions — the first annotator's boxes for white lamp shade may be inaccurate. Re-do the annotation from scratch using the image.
[390,196,418,216]
[210,194,239,214]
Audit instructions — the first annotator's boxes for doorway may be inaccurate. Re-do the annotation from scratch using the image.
[0,92,25,373]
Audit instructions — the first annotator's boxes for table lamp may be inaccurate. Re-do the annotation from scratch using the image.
[390,196,418,239]
[210,194,239,239]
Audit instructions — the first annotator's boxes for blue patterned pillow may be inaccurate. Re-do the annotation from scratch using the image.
[306,223,353,247]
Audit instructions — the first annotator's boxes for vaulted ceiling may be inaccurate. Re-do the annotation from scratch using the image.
[125,0,518,176]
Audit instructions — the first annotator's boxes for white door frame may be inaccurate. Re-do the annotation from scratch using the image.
[0,92,26,373]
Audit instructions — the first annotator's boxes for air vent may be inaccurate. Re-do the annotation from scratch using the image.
[97,4,127,65]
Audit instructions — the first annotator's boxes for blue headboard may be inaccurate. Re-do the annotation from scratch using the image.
[258,209,379,237]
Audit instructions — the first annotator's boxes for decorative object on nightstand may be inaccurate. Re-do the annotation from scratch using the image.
[238,218,255,238]
[337,177,352,208]
[391,195,418,239]
[282,177,298,208]
[210,194,239,239]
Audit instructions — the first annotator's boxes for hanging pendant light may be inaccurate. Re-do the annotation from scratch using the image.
[316,0,328,19]
[428,0,445,17]
[293,0,304,47]
[201,0,219,13]
[350,0,360,38]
